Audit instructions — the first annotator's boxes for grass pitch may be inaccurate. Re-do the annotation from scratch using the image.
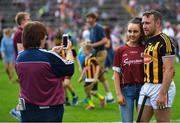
[0,59,180,122]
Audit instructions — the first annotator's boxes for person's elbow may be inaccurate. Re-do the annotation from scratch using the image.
[66,64,74,76]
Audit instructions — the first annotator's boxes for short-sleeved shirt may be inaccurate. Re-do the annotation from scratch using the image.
[144,33,175,84]
[16,48,74,106]
[89,24,105,51]
[1,36,14,63]
[78,48,96,69]
[84,54,99,82]
[78,48,86,68]
[113,44,144,85]
[13,26,23,59]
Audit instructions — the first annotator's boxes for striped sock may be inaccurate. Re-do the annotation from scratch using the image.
[87,98,95,107]
[94,92,104,100]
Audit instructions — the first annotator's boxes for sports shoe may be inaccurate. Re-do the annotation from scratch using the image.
[80,98,88,104]
[85,105,95,110]
[106,98,115,103]
[64,101,71,106]
[100,98,106,107]
[72,96,78,106]
[9,108,21,121]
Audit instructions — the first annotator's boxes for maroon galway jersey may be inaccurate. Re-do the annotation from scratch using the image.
[113,44,144,85]
[13,26,23,59]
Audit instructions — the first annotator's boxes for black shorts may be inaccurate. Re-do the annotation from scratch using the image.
[84,82,98,91]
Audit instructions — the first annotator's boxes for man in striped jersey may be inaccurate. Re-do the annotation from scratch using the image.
[138,10,176,122]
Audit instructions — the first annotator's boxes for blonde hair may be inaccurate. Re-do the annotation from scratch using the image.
[82,43,93,52]
[3,28,12,37]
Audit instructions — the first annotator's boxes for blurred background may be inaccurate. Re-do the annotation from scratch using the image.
[0,0,179,50]
[0,0,180,122]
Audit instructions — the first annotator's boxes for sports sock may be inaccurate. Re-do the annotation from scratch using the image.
[94,92,104,100]
[106,92,114,100]
[65,97,69,102]
[87,97,95,107]
[71,92,76,97]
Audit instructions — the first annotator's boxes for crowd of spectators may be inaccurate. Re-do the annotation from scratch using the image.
[0,0,180,62]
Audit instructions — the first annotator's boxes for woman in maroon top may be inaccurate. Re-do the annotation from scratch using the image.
[112,17,145,122]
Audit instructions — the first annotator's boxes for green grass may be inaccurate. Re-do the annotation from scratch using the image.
[0,59,180,122]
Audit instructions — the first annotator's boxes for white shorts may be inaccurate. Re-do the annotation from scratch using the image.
[138,81,176,109]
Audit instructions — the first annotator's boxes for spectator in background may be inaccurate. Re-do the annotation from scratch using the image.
[1,28,15,81]
[175,24,180,62]
[162,21,175,39]
[0,14,5,30]
[0,29,3,59]
[86,12,114,103]
[38,0,51,19]
[77,23,91,72]
[111,25,124,50]
[162,21,179,62]
[58,0,66,20]
[176,2,180,22]
[13,12,31,59]
[9,11,31,121]
[82,23,91,42]
[104,25,114,70]
[113,17,144,122]
[12,0,31,12]
[16,21,74,122]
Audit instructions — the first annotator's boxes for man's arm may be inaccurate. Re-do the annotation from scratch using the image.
[156,56,174,105]
[91,37,107,48]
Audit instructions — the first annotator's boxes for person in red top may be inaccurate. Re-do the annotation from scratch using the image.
[113,17,145,122]
[10,12,31,121]
[13,12,30,59]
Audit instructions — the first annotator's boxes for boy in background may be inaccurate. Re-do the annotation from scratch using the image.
[54,33,78,106]
[79,44,105,110]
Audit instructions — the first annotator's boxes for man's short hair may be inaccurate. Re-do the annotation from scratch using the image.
[86,12,97,20]
[15,12,30,25]
[22,21,47,49]
[142,10,162,22]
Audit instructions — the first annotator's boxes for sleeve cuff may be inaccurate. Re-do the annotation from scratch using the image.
[112,66,121,73]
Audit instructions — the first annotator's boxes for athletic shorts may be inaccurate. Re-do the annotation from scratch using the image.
[138,81,176,109]
[84,82,98,91]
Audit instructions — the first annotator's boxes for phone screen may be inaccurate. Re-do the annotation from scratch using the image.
[63,36,68,48]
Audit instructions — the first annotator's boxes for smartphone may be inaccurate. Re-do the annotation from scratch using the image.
[62,34,68,48]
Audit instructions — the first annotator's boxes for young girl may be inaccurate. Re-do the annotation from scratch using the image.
[1,28,15,81]
[113,17,145,122]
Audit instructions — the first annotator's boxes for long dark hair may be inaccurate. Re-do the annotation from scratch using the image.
[128,17,145,45]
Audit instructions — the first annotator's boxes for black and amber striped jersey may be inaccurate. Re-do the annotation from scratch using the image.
[84,54,99,82]
[58,48,77,59]
[144,33,175,84]
[59,49,66,59]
